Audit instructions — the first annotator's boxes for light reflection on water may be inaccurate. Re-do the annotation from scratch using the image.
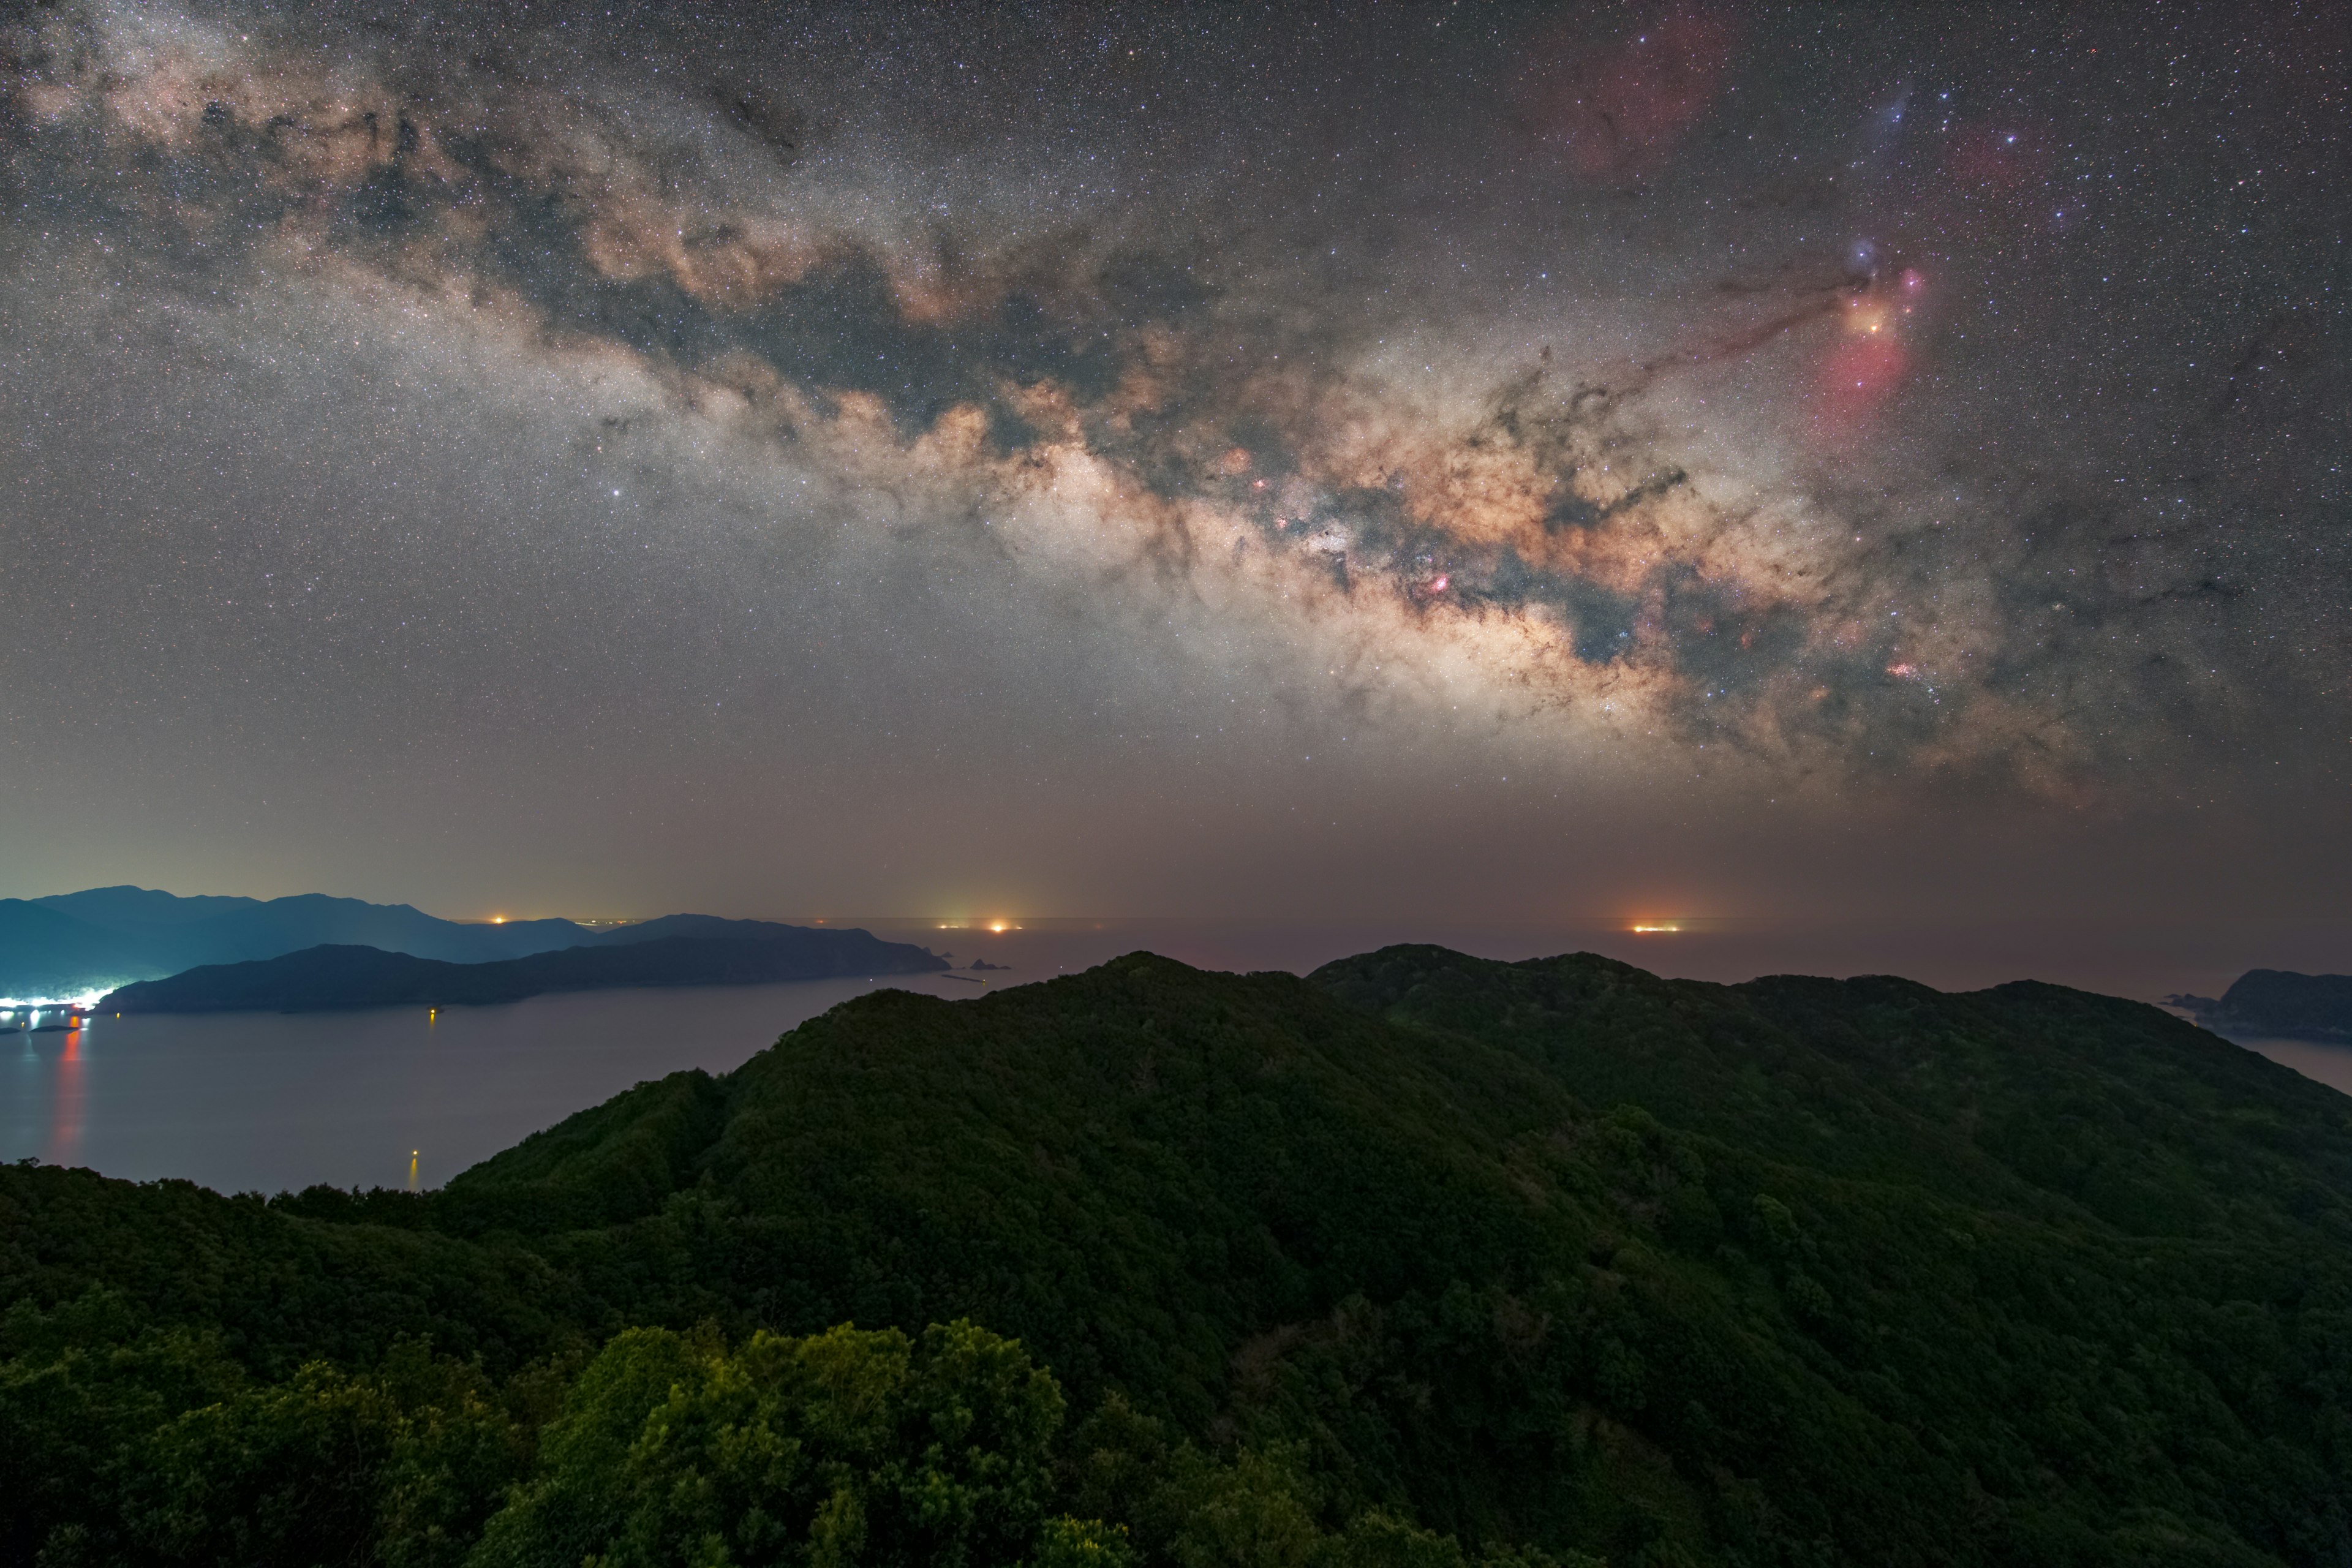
[47,1024,84,1167]
[2,916,2346,1194]
[0,975,975,1194]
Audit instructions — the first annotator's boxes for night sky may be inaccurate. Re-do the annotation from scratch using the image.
[1,2,2344,935]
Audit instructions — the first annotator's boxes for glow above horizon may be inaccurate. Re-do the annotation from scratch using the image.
[0,3,2342,928]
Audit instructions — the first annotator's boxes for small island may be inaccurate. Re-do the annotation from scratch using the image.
[2169,969,2352,1044]
[99,925,946,1013]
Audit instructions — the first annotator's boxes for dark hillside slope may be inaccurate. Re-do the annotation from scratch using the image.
[0,1169,589,1377]
[442,957,1588,1417]
[6,951,2352,1566]
[1316,945,2352,1242]
[409,954,2352,1561]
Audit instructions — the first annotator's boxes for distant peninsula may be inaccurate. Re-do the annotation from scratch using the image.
[2169,968,2352,1044]
[98,926,946,1013]
[2,886,600,1000]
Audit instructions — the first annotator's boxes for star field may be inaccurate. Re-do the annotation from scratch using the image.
[0,2,2343,922]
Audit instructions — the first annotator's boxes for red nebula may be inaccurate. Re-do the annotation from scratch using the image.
[1526,12,1738,181]
[1812,334,1911,444]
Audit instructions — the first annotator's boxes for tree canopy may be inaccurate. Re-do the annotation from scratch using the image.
[6,948,2350,1565]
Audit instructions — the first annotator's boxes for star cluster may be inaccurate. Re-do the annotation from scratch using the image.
[0,2,2343,918]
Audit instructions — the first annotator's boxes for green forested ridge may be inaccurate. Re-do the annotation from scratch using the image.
[5,948,2351,1566]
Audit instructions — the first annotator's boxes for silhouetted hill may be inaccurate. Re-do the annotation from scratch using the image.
[1317,944,2352,1240]
[587,913,842,946]
[6,886,981,1001]
[108,892,591,970]
[98,929,948,1012]
[0,885,601,997]
[142,893,590,970]
[7,949,2351,1566]
[0,900,157,999]
[32,885,264,927]
[0,888,899,1000]
[2171,968,2352,1044]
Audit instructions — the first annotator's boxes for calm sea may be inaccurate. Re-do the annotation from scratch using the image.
[7,916,2348,1194]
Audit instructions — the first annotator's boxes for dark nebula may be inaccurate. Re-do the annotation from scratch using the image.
[0,2,2343,927]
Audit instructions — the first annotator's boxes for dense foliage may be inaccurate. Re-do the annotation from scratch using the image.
[7,948,2352,1566]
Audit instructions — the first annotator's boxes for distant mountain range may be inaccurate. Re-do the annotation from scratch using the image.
[99,927,947,1013]
[0,887,929,1001]
[2170,969,2352,1044]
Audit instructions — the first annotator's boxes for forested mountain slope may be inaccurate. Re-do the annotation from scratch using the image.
[5,950,2350,1567]
[1318,946,2352,1238]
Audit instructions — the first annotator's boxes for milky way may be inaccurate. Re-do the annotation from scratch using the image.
[1,2,2344,919]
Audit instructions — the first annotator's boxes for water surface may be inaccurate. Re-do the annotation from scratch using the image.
[5,975,981,1193]
[7,916,2347,1194]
